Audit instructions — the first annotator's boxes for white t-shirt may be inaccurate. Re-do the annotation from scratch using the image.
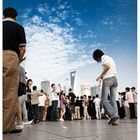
[125,91,134,103]
[101,55,117,79]
[93,98,101,107]
[38,94,46,106]
[49,91,59,106]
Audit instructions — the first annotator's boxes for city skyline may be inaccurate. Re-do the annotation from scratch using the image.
[3,0,137,93]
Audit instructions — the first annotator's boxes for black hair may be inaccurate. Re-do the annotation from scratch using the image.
[93,49,104,62]
[33,86,37,90]
[40,89,44,93]
[125,87,130,92]
[80,96,84,99]
[88,96,91,99]
[69,88,72,92]
[27,79,32,85]
[51,83,55,88]
[96,94,99,98]
[131,87,136,90]
[3,7,18,18]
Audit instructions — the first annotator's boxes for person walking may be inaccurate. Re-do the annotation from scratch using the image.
[93,49,119,125]
[3,7,26,134]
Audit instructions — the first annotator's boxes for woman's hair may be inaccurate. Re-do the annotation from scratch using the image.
[27,79,32,84]
[93,49,104,62]
[3,7,18,18]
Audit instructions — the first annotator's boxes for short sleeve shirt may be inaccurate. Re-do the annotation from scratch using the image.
[3,18,26,55]
[101,55,117,79]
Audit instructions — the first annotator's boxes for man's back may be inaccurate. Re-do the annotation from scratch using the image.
[69,92,76,104]
[3,20,26,55]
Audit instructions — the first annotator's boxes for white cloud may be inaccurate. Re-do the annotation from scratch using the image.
[24,20,92,85]
[21,2,95,87]
[37,5,46,14]
[32,16,42,24]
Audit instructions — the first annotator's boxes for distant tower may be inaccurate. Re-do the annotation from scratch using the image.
[70,71,76,92]
[41,80,50,95]
[63,78,71,95]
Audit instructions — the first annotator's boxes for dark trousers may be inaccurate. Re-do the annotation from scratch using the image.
[129,103,135,119]
[50,100,58,121]
[32,104,39,122]
[38,106,45,121]
[26,100,34,121]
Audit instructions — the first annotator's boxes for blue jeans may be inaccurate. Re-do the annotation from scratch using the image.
[101,76,118,118]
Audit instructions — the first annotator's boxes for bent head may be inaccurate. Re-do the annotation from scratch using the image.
[93,49,104,62]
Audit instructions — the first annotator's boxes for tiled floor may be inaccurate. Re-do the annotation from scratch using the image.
[3,119,137,140]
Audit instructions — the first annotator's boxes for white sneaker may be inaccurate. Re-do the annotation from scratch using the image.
[23,120,33,125]
[59,118,64,122]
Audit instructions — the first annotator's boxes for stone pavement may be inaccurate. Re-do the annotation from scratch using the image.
[3,119,137,140]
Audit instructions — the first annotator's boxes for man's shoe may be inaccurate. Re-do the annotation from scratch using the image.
[9,129,22,134]
[108,116,119,125]
[111,117,119,125]
[108,118,114,124]
[3,129,22,134]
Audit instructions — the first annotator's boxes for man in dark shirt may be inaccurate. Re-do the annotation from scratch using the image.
[68,88,76,120]
[3,7,26,134]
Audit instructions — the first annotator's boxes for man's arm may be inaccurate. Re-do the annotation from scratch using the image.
[96,63,110,81]
[19,46,26,63]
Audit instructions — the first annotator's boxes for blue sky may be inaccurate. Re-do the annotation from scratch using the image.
[3,0,137,93]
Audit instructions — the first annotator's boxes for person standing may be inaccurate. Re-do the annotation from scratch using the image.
[49,83,59,121]
[131,87,137,118]
[31,86,43,123]
[93,49,119,125]
[68,88,76,120]
[74,96,81,120]
[93,94,101,119]
[38,90,46,121]
[3,7,26,133]
[125,87,135,119]
[59,90,66,121]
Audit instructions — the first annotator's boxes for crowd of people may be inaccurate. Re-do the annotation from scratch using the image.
[15,69,137,131]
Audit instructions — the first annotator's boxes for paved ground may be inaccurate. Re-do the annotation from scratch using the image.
[3,119,137,140]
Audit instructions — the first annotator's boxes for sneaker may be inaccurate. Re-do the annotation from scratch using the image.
[108,116,119,125]
[23,120,34,125]
[108,118,114,124]
[59,118,64,122]
[111,116,120,125]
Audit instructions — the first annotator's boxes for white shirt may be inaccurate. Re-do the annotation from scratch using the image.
[49,91,59,106]
[125,91,134,103]
[93,98,101,107]
[38,94,46,106]
[132,91,137,103]
[101,55,117,79]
